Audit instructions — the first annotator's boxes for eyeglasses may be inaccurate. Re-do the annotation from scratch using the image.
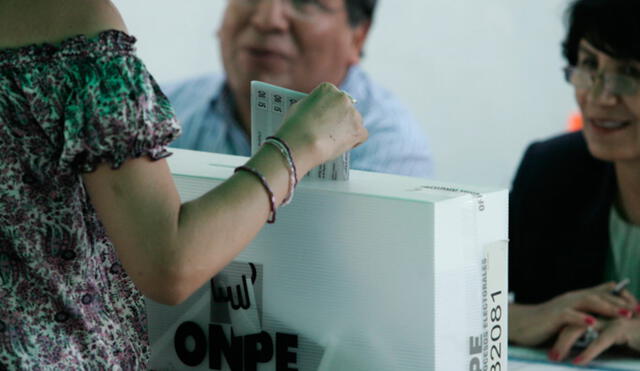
[232,0,339,20]
[563,66,640,96]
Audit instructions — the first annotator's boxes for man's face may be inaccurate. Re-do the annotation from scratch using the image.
[218,0,369,98]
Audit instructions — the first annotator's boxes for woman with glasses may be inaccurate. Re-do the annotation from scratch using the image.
[508,0,640,365]
[0,0,367,368]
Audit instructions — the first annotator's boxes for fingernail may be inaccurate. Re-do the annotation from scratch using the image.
[584,316,596,326]
[619,308,632,318]
[548,350,559,361]
[635,304,640,314]
[573,356,583,365]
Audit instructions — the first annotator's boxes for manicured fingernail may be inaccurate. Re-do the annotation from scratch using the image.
[635,304,640,314]
[548,350,559,361]
[585,316,596,325]
[619,308,632,318]
[573,356,583,365]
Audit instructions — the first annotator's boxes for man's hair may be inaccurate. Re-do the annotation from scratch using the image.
[562,0,640,65]
[345,0,377,27]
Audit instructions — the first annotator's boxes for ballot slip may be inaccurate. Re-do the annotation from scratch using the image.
[146,149,509,371]
[250,81,349,181]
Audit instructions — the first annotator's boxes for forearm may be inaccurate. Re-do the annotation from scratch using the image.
[98,144,306,305]
[163,145,297,301]
[85,83,365,305]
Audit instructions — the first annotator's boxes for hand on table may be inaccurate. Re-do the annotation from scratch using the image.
[550,316,640,365]
[509,282,638,347]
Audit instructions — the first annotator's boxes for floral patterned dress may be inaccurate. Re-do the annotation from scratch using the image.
[0,30,180,369]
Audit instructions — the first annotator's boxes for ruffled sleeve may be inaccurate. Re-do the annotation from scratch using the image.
[60,53,181,172]
[1,30,181,173]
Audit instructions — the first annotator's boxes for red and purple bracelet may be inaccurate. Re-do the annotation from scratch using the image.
[264,136,297,206]
[234,165,276,223]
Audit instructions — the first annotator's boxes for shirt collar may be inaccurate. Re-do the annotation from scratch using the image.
[340,64,362,91]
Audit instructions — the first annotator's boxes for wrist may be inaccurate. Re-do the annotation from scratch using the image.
[245,145,292,207]
[264,137,297,206]
[274,127,323,177]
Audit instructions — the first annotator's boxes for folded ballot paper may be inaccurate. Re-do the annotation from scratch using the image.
[146,149,509,371]
[250,81,349,180]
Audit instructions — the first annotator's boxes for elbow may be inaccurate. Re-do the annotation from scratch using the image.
[138,265,198,306]
[142,280,193,306]
[145,290,191,306]
[127,239,222,306]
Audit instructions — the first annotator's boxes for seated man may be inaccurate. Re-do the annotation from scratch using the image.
[165,0,434,177]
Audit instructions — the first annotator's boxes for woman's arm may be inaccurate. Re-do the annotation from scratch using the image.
[6,0,367,305]
[83,83,367,305]
[83,145,290,305]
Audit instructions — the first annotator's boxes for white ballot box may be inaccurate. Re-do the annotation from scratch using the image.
[146,149,509,371]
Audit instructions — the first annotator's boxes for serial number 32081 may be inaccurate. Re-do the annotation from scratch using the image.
[489,290,503,371]
[469,290,503,371]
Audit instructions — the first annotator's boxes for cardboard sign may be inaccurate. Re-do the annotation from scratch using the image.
[146,149,508,370]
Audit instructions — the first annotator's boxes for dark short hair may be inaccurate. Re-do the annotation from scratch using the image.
[562,0,640,65]
[345,0,377,27]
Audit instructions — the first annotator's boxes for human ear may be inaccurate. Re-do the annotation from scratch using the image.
[349,20,371,63]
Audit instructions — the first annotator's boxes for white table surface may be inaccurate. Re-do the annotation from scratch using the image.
[509,346,640,371]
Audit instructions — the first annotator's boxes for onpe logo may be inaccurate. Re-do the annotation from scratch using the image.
[174,262,299,370]
[210,262,263,325]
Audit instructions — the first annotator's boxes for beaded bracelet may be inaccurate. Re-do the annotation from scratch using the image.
[234,166,276,224]
[264,136,298,206]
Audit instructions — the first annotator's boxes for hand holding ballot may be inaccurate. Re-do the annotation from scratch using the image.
[272,82,368,175]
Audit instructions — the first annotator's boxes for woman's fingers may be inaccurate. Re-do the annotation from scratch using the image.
[550,318,640,366]
[554,308,597,328]
[550,325,588,361]
[575,290,631,318]
[617,289,639,313]
[596,281,637,308]
[509,303,597,347]
[572,321,626,366]
[547,308,599,360]
[277,82,367,169]
[528,283,640,365]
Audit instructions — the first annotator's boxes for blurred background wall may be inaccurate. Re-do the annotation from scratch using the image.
[113,0,577,188]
